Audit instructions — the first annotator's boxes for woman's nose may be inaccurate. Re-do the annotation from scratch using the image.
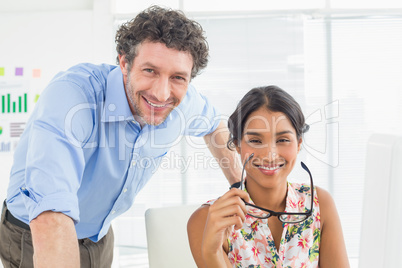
[262,145,278,162]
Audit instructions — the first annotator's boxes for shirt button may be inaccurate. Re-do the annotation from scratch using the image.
[131,161,136,167]
[123,188,128,193]
[111,210,116,214]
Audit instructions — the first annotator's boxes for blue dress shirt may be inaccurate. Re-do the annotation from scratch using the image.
[6,63,219,242]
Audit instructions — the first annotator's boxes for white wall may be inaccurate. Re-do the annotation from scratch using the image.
[0,0,115,203]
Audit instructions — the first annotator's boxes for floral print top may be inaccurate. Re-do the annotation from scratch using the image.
[205,182,321,268]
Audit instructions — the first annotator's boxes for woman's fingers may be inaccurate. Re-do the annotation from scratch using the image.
[201,189,251,255]
[211,188,250,214]
[206,211,244,232]
[208,204,246,227]
[207,188,251,231]
[202,205,244,252]
[227,187,251,204]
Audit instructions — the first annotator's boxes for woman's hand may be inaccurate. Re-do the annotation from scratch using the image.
[188,188,250,267]
[202,188,250,255]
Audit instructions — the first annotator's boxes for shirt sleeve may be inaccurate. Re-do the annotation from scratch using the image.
[180,84,221,137]
[21,80,95,223]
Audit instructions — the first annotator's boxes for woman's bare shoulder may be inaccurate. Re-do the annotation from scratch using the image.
[188,204,210,231]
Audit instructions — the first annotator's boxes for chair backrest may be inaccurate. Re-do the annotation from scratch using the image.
[145,204,200,268]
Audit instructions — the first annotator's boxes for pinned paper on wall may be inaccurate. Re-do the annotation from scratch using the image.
[32,69,41,78]
[15,67,23,76]
[0,66,46,153]
[0,119,11,153]
[10,122,26,138]
[0,80,29,154]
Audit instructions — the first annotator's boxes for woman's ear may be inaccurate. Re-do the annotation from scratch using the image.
[297,137,303,152]
[234,140,241,154]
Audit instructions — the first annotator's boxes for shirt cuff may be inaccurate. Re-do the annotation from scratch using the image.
[20,187,80,224]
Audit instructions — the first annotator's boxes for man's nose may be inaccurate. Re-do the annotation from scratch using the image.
[152,78,170,102]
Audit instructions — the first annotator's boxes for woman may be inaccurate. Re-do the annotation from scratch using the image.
[187,86,349,267]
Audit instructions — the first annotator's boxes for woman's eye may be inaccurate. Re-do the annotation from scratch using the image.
[249,139,261,143]
[277,139,290,143]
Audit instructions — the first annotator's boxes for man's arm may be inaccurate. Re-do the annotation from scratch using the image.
[203,120,241,185]
[30,211,80,267]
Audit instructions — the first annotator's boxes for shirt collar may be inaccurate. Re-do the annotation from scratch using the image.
[284,182,310,213]
[240,180,267,226]
[101,67,134,122]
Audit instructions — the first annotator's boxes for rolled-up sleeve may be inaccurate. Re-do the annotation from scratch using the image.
[181,85,220,137]
[22,80,95,223]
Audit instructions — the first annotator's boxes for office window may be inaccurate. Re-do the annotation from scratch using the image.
[112,7,402,267]
[113,14,306,251]
[331,0,402,8]
[113,0,325,14]
[304,16,402,257]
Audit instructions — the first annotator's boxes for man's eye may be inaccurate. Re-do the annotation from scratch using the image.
[144,69,154,73]
[174,76,185,81]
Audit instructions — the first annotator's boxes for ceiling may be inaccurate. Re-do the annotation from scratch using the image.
[0,0,93,12]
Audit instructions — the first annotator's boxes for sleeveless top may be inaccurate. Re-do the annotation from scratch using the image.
[205,182,321,268]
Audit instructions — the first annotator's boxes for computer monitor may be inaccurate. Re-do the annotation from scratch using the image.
[359,134,402,267]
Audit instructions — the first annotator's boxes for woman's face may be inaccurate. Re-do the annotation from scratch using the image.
[236,107,302,190]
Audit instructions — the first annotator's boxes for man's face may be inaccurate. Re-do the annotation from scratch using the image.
[120,41,193,126]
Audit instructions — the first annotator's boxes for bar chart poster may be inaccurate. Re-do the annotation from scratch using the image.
[0,81,30,116]
[0,66,47,153]
[0,79,30,153]
[0,119,17,153]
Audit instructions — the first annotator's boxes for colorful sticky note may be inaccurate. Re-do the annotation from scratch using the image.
[15,67,23,76]
[0,67,4,76]
[32,69,41,78]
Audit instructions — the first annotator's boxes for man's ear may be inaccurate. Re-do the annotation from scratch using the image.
[119,54,128,76]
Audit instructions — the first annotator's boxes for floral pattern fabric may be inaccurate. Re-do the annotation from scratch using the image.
[206,182,320,268]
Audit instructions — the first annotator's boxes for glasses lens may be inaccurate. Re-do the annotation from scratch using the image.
[279,214,309,223]
[246,204,270,219]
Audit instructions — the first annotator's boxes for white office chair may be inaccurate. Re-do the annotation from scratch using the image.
[145,204,200,268]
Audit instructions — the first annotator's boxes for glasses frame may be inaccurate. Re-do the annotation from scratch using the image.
[232,154,314,224]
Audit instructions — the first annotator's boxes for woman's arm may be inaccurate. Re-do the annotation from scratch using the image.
[316,186,350,268]
[187,188,250,268]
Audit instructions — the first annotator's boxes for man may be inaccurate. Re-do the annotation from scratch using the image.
[0,6,241,268]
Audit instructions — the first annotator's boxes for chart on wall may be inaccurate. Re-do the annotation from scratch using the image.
[0,66,44,153]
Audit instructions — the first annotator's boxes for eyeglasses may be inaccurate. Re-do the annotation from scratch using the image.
[232,154,314,224]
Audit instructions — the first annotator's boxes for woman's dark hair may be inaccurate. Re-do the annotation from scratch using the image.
[115,5,209,79]
[227,85,309,149]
